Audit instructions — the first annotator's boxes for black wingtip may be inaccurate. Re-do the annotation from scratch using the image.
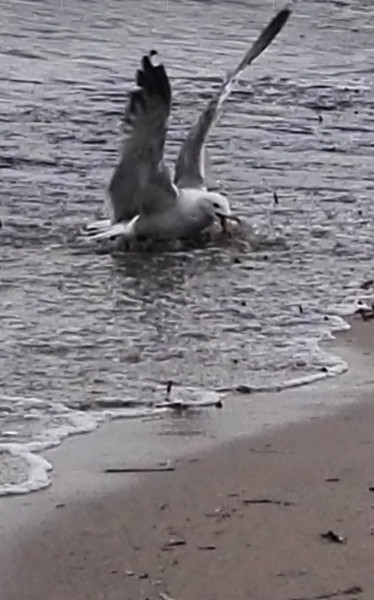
[272,6,292,33]
[252,3,291,56]
[280,6,292,20]
[124,50,171,125]
[139,51,171,105]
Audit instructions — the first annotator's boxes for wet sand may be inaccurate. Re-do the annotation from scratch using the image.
[0,318,374,600]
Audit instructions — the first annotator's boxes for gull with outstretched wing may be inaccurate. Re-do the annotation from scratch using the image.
[86,6,291,243]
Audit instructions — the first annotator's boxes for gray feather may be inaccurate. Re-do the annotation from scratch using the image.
[174,6,291,190]
[108,51,176,223]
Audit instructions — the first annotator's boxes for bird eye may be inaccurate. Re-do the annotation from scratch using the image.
[213,202,219,208]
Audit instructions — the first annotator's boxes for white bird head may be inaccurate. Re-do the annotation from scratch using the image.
[203,192,241,232]
[205,192,231,219]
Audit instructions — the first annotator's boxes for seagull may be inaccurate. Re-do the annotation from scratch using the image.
[86,6,291,245]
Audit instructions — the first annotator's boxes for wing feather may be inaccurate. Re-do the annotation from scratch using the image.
[108,51,176,223]
[174,6,291,189]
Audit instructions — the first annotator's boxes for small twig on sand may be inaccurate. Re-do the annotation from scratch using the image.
[104,466,175,474]
[162,538,186,550]
[320,530,346,544]
[243,498,294,506]
[159,593,177,600]
[288,584,362,599]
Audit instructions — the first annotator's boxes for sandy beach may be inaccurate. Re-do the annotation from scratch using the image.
[0,318,374,600]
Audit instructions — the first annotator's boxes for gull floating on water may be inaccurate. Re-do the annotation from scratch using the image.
[86,6,291,245]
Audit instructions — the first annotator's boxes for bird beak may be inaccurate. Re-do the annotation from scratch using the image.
[219,214,241,233]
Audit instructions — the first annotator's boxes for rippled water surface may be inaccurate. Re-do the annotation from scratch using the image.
[1,0,374,492]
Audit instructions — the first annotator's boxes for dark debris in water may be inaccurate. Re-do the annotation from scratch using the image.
[356,307,374,322]
[236,385,253,394]
[68,399,149,411]
[0,155,58,168]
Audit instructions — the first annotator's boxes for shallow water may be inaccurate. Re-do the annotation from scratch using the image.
[1,0,374,493]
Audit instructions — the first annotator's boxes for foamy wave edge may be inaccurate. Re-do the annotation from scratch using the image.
[0,406,159,497]
[1,292,371,497]
[0,444,53,496]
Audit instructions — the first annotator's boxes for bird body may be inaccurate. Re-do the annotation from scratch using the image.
[90,189,230,241]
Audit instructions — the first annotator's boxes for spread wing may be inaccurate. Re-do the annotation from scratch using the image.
[174,6,291,190]
[108,51,177,223]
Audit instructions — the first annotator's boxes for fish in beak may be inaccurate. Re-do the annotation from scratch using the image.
[219,213,241,234]
[209,192,241,234]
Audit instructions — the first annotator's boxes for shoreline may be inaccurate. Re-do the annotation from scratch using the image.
[0,318,373,598]
[0,311,366,500]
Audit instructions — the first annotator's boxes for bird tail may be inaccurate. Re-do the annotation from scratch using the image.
[86,222,131,241]
[82,216,139,241]
[83,219,111,232]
